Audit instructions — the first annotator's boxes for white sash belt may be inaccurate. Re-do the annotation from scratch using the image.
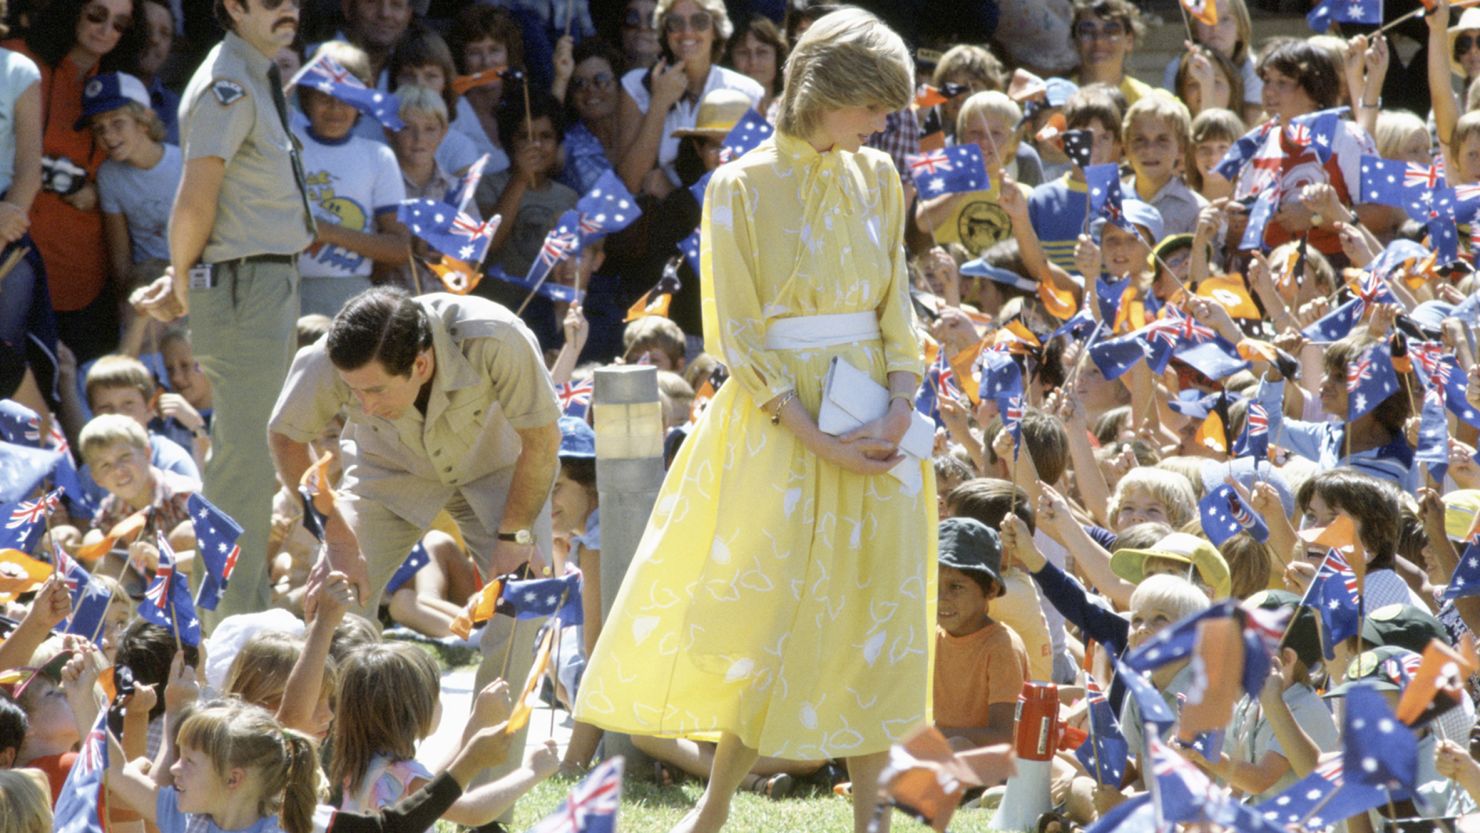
[764,312,880,350]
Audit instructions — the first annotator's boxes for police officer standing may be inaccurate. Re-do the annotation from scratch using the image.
[134,0,315,620]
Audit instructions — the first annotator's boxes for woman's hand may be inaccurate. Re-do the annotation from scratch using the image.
[813,433,903,475]
[0,200,28,244]
[650,57,689,112]
[552,35,575,88]
[62,182,98,212]
[841,401,912,447]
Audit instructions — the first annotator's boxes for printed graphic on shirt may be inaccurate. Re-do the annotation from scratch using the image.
[304,170,372,275]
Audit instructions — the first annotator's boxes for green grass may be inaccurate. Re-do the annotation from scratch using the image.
[498,776,1014,833]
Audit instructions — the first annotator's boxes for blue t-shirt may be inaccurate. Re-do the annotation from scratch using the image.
[155,786,287,833]
[1027,174,1089,274]
[98,143,183,263]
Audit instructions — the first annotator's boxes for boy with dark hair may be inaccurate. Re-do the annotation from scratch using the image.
[476,90,578,282]
[934,517,1028,752]
[0,696,26,767]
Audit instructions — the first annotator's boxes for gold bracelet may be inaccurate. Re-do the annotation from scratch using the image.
[889,391,915,408]
[769,390,797,425]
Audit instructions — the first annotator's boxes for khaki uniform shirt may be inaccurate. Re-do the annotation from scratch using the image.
[269,293,561,533]
[178,31,313,261]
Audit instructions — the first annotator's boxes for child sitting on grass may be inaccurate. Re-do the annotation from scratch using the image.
[934,517,1028,753]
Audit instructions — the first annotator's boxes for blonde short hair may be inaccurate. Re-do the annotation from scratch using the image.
[79,413,151,467]
[396,84,449,128]
[1374,110,1427,159]
[1109,467,1198,528]
[313,40,374,86]
[1130,573,1211,622]
[776,7,913,141]
[1123,94,1192,154]
[657,0,732,60]
[956,90,1021,136]
[0,770,51,833]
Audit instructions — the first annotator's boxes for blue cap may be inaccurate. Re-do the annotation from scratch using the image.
[1091,199,1165,246]
[960,259,1036,292]
[76,72,151,130]
[558,415,595,459]
[1045,77,1078,107]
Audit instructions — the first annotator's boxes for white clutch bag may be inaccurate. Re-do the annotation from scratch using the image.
[816,356,935,495]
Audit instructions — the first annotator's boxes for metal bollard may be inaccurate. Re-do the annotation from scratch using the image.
[592,365,665,769]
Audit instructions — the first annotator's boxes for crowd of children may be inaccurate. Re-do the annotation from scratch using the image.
[11,0,1480,830]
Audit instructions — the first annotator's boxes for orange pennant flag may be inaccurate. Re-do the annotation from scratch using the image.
[914,83,948,109]
[1299,513,1366,589]
[1113,286,1149,334]
[98,666,118,701]
[1395,636,1479,726]
[947,341,984,405]
[75,510,149,562]
[1236,338,1279,364]
[299,451,337,519]
[992,320,1042,355]
[449,577,506,640]
[427,254,482,295]
[1038,278,1078,321]
[1007,68,1047,103]
[505,625,556,735]
[0,550,52,599]
[450,67,507,96]
[1194,409,1228,455]
[1197,274,1261,319]
[1178,615,1244,738]
[1181,0,1218,26]
[1035,113,1067,144]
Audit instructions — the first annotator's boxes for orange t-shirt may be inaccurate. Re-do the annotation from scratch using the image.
[25,750,78,803]
[933,620,1029,730]
[4,40,107,312]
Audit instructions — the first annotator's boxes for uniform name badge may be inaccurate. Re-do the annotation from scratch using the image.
[187,263,214,290]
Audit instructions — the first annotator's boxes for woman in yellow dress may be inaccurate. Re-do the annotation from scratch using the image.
[573,9,936,832]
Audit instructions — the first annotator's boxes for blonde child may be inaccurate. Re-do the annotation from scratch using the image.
[1108,467,1198,532]
[223,631,336,743]
[84,354,203,477]
[1121,96,1206,235]
[107,699,323,833]
[0,769,51,833]
[1159,0,1262,123]
[1374,110,1432,165]
[330,643,559,823]
[76,414,197,578]
[916,91,1034,256]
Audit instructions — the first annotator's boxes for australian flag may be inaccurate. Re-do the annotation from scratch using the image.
[679,228,702,273]
[1306,547,1361,659]
[1255,754,1390,832]
[447,153,489,212]
[1085,163,1131,235]
[977,349,1023,404]
[398,198,496,264]
[1416,387,1450,485]
[0,399,41,445]
[385,541,431,594]
[1239,186,1279,251]
[1234,398,1271,460]
[502,571,584,625]
[188,493,241,612]
[1124,601,1236,674]
[1063,129,1095,169]
[1141,306,1216,374]
[1412,345,1480,428]
[0,440,61,504]
[906,145,990,198]
[298,52,404,130]
[721,108,774,162]
[55,712,109,833]
[1089,331,1150,381]
[1300,297,1362,343]
[526,756,624,833]
[1076,673,1128,786]
[998,393,1025,459]
[59,539,110,647]
[1359,155,1448,220]
[138,532,201,647]
[1214,121,1275,183]
[1199,483,1270,547]
[575,170,640,241]
[1346,342,1398,421]
[524,210,584,287]
[557,377,595,420]
[1148,736,1223,824]
[1343,684,1419,793]
[1116,659,1178,731]
[916,349,960,425]
[1443,538,1480,600]
[0,487,61,554]
[1307,0,1381,31]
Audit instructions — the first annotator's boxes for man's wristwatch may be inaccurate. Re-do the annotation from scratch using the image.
[498,528,534,545]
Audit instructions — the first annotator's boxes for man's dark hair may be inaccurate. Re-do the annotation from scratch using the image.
[327,287,433,376]
[116,620,176,722]
[0,695,26,756]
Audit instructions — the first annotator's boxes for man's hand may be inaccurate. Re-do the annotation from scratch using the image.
[490,538,543,578]
[131,273,187,322]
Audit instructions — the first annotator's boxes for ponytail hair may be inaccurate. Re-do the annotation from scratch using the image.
[177,701,326,833]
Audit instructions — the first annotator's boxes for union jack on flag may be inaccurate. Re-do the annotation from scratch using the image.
[1346,356,1373,392]
[1246,402,1268,437]
[538,229,580,269]
[1405,163,1444,190]
[908,149,953,177]
[6,488,60,529]
[1317,547,1360,601]
[557,377,595,419]
[526,756,624,833]
[146,537,175,610]
[296,51,404,130]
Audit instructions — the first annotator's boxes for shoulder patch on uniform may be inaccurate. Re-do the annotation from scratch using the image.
[211,80,246,106]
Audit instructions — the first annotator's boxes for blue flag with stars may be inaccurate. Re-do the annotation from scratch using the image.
[1062,129,1094,169]
[524,210,584,287]
[188,493,241,612]
[1307,0,1381,30]
[1235,394,1273,460]
[501,572,584,624]
[1359,155,1448,221]
[55,540,110,646]
[1214,121,1274,183]
[1088,331,1149,381]
[1343,684,1418,794]
[1414,348,1480,428]
[1443,538,1480,601]
[721,108,774,161]
[298,52,404,130]
[1199,483,1270,547]
[1255,754,1390,832]
[1300,296,1362,343]
[138,532,201,647]
[679,229,702,273]
[0,440,61,504]
[1417,387,1450,485]
[398,198,495,264]
[1124,600,1237,674]
[385,541,431,594]
[1085,163,1131,234]
[0,399,41,445]
[1345,341,1398,421]
[1306,547,1361,659]
[1115,659,1177,731]
[1075,673,1128,786]
[0,487,61,554]
[1172,337,1250,381]
[54,712,109,833]
[1239,186,1279,251]
[487,266,584,304]
[976,350,1023,403]
[575,169,640,240]
[1286,107,1347,165]
[906,144,990,198]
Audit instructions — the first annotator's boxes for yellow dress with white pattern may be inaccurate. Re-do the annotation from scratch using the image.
[573,131,938,760]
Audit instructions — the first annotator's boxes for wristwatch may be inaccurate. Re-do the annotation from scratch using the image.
[498,528,534,545]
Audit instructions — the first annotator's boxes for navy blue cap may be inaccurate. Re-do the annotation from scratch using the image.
[76,72,151,130]
[558,415,595,459]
